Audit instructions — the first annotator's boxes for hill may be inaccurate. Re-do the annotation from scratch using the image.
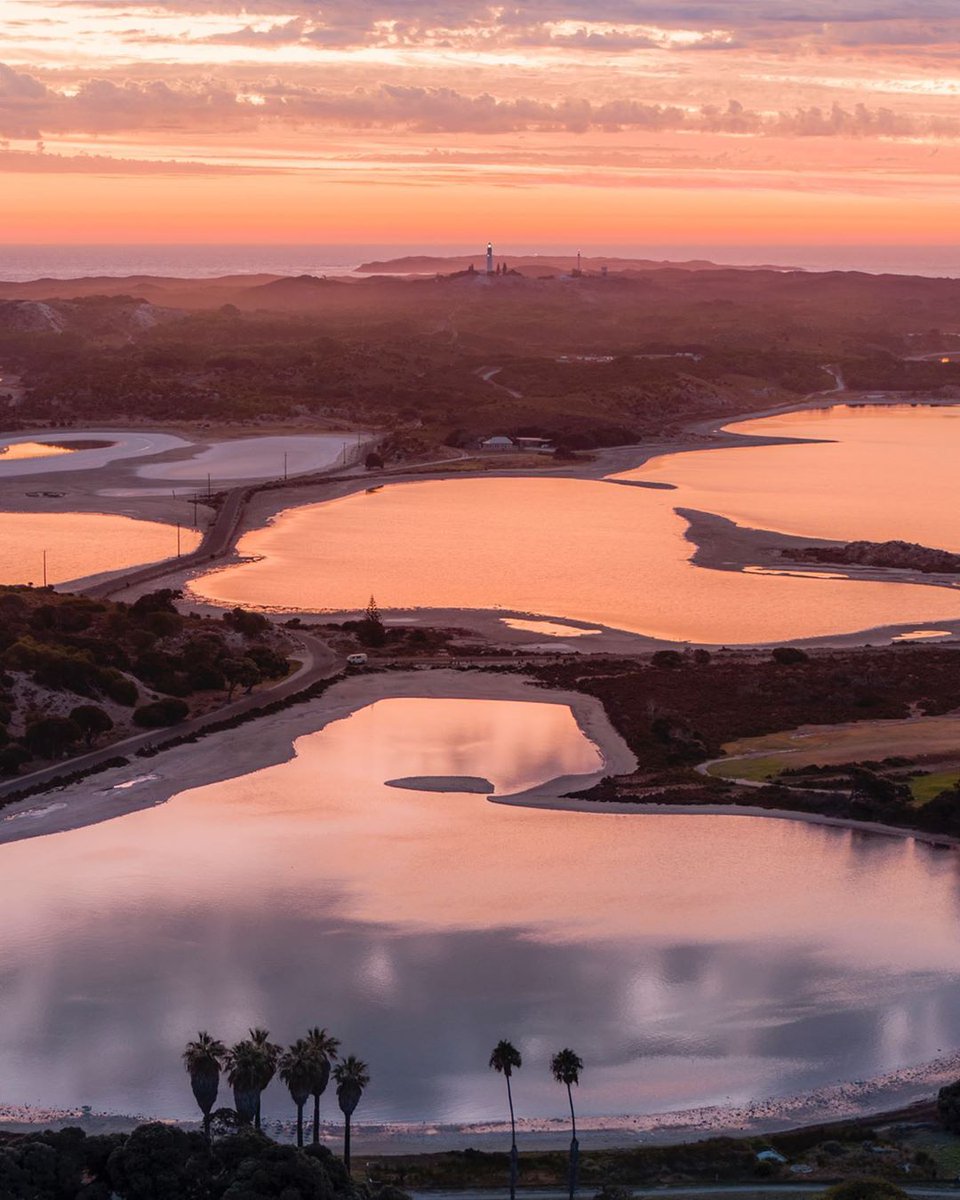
[0,586,292,777]
[3,267,960,451]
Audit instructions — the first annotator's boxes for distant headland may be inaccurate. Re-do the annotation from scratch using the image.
[355,253,796,276]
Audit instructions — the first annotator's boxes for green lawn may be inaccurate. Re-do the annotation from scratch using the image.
[707,713,960,795]
[910,769,960,804]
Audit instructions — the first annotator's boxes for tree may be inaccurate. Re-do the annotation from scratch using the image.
[305,1026,340,1145]
[489,1039,522,1200]
[249,1027,282,1132]
[279,1039,315,1148]
[23,715,81,759]
[224,1039,263,1126]
[550,1049,583,1200]
[358,596,386,647]
[223,656,261,699]
[333,1055,370,1175]
[938,1078,960,1132]
[69,703,114,747]
[182,1031,226,1141]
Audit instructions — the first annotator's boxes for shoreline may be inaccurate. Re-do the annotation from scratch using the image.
[102,390,960,652]
[0,670,635,848]
[4,1046,960,1149]
[498,794,960,849]
[2,661,955,851]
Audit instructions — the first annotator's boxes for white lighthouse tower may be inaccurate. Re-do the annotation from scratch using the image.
[486,242,494,275]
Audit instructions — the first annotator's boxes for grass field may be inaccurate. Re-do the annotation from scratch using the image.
[708,713,960,798]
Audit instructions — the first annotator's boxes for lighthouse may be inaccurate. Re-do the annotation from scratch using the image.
[486,242,494,275]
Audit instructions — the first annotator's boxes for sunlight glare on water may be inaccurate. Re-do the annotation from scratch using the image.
[191,405,960,643]
[0,513,200,585]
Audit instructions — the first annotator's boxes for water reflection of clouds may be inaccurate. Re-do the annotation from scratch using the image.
[3,698,960,1123]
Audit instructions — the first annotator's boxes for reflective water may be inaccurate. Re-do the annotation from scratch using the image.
[637,405,960,549]
[0,513,200,585]
[136,434,357,484]
[192,406,960,642]
[2,697,959,1124]
[0,431,190,477]
[0,441,77,461]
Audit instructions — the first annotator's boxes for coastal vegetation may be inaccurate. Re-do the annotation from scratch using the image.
[532,644,960,836]
[0,585,292,776]
[0,1100,953,1198]
[784,540,960,574]
[5,268,960,455]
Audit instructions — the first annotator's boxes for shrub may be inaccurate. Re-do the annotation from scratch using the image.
[69,704,114,747]
[0,744,31,775]
[224,606,270,637]
[821,1180,908,1200]
[651,650,684,669]
[24,716,82,759]
[772,646,809,665]
[133,698,189,728]
[101,670,138,706]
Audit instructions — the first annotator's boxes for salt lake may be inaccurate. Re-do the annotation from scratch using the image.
[2,693,959,1126]
[0,512,200,586]
[190,405,960,644]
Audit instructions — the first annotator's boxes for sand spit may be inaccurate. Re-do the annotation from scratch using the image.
[385,775,494,793]
[0,671,636,848]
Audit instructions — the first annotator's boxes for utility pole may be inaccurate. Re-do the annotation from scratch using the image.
[283,451,288,481]
[192,493,199,529]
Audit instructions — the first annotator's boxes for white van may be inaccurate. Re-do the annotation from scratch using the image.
[346,653,368,666]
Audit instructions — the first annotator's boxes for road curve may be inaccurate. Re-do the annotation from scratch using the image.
[0,632,342,803]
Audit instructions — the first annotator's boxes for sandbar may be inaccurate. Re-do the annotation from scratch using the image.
[385,775,494,793]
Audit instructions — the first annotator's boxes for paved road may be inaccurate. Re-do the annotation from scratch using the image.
[0,632,342,802]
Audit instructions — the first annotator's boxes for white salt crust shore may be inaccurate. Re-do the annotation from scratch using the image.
[0,671,636,847]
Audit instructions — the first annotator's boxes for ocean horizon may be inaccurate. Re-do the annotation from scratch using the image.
[2,242,960,282]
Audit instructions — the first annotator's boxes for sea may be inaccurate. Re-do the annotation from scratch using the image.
[2,243,960,281]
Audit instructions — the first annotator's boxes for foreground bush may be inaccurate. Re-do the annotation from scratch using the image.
[821,1179,909,1200]
[0,1122,409,1200]
[133,698,190,729]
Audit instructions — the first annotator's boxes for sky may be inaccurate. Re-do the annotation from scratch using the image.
[3,1,960,246]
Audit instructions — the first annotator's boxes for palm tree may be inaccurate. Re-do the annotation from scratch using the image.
[489,1040,522,1200]
[551,1049,583,1200]
[224,1039,262,1126]
[305,1027,340,1145]
[279,1039,315,1148]
[248,1027,282,1132]
[182,1032,226,1141]
[333,1055,370,1175]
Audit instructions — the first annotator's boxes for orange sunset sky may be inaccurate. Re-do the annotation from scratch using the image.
[3,1,960,246]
